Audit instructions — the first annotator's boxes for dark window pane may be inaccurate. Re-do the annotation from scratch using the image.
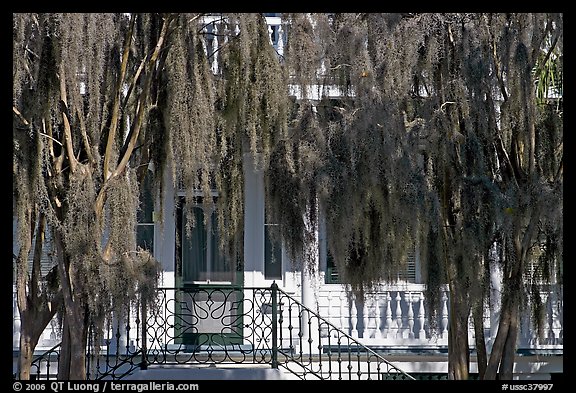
[137,172,154,223]
[182,207,206,282]
[265,224,282,279]
[137,224,154,253]
[325,250,340,284]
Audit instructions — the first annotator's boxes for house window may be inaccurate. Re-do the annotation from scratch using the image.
[176,196,236,285]
[324,245,417,284]
[325,251,339,284]
[136,171,154,253]
[264,223,282,279]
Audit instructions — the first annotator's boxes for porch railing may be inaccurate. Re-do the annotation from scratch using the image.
[22,281,562,380]
[25,283,415,380]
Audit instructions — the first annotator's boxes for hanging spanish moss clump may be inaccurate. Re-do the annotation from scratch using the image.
[272,13,428,292]
[273,17,562,374]
[162,14,217,237]
[209,13,289,262]
[13,14,167,378]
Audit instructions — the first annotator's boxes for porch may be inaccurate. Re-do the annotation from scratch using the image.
[13,280,563,380]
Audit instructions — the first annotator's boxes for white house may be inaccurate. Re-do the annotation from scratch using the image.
[13,14,563,381]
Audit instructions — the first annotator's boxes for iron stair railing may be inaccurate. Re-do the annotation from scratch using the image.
[24,283,414,380]
[273,282,415,380]
[28,342,61,380]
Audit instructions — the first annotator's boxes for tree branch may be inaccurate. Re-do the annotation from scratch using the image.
[30,213,46,302]
[16,208,32,314]
[112,15,174,180]
[75,107,94,165]
[13,106,30,126]
[95,14,175,256]
[103,13,136,181]
[483,14,508,103]
[58,64,77,174]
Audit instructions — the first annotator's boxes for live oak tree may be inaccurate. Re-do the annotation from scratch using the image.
[272,13,562,380]
[13,13,562,380]
[13,13,287,380]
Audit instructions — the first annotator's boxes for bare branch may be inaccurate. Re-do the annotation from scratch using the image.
[103,13,136,181]
[30,213,46,301]
[13,106,30,126]
[76,107,94,165]
[483,14,508,102]
[58,64,78,174]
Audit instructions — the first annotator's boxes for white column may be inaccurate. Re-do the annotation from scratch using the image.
[110,313,128,355]
[157,165,175,288]
[350,294,358,338]
[13,286,20,350]
[362,300,369,339]
[267,23,274,46]
[243,153,265,287]
[277,24,284,57]
[441,291,449,340]
[384,292,392,339]
[395,292,403,339]
[488,241,503,350]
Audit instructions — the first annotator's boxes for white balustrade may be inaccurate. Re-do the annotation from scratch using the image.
[374,295,382,339]
[197,16,285,77]
[441,291,449,339]
[406,292,415,339]
[314,283,564,349]
[350,294,358,338]
[418,292,426,340]
[395,292,403,339]
[12,279,562,358]
[385,292,392,339]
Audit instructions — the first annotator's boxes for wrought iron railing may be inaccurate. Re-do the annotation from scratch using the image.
[86,319,143,380]
[142,285,277,366]
[26,283,414,380]
[29,343,60,380]
[139,283,413,380]
[275,284,414,380]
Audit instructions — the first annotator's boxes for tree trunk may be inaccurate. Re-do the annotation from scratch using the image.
[57,316,70,380]
[472,300,488,379]
[499,299,519,379]
[55,230,88,380]
[447,285,470,380]
[18,329,39,380]
[17,306,59,380]
[484,290,517,379]
[68,319,87,380]
[57,305,88,379]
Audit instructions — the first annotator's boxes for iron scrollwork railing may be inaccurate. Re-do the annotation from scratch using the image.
[26,283,414,380]
[141,285,277,366]
[29,343,61,380]
[275,285,415,380]
[140,283,413,380]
